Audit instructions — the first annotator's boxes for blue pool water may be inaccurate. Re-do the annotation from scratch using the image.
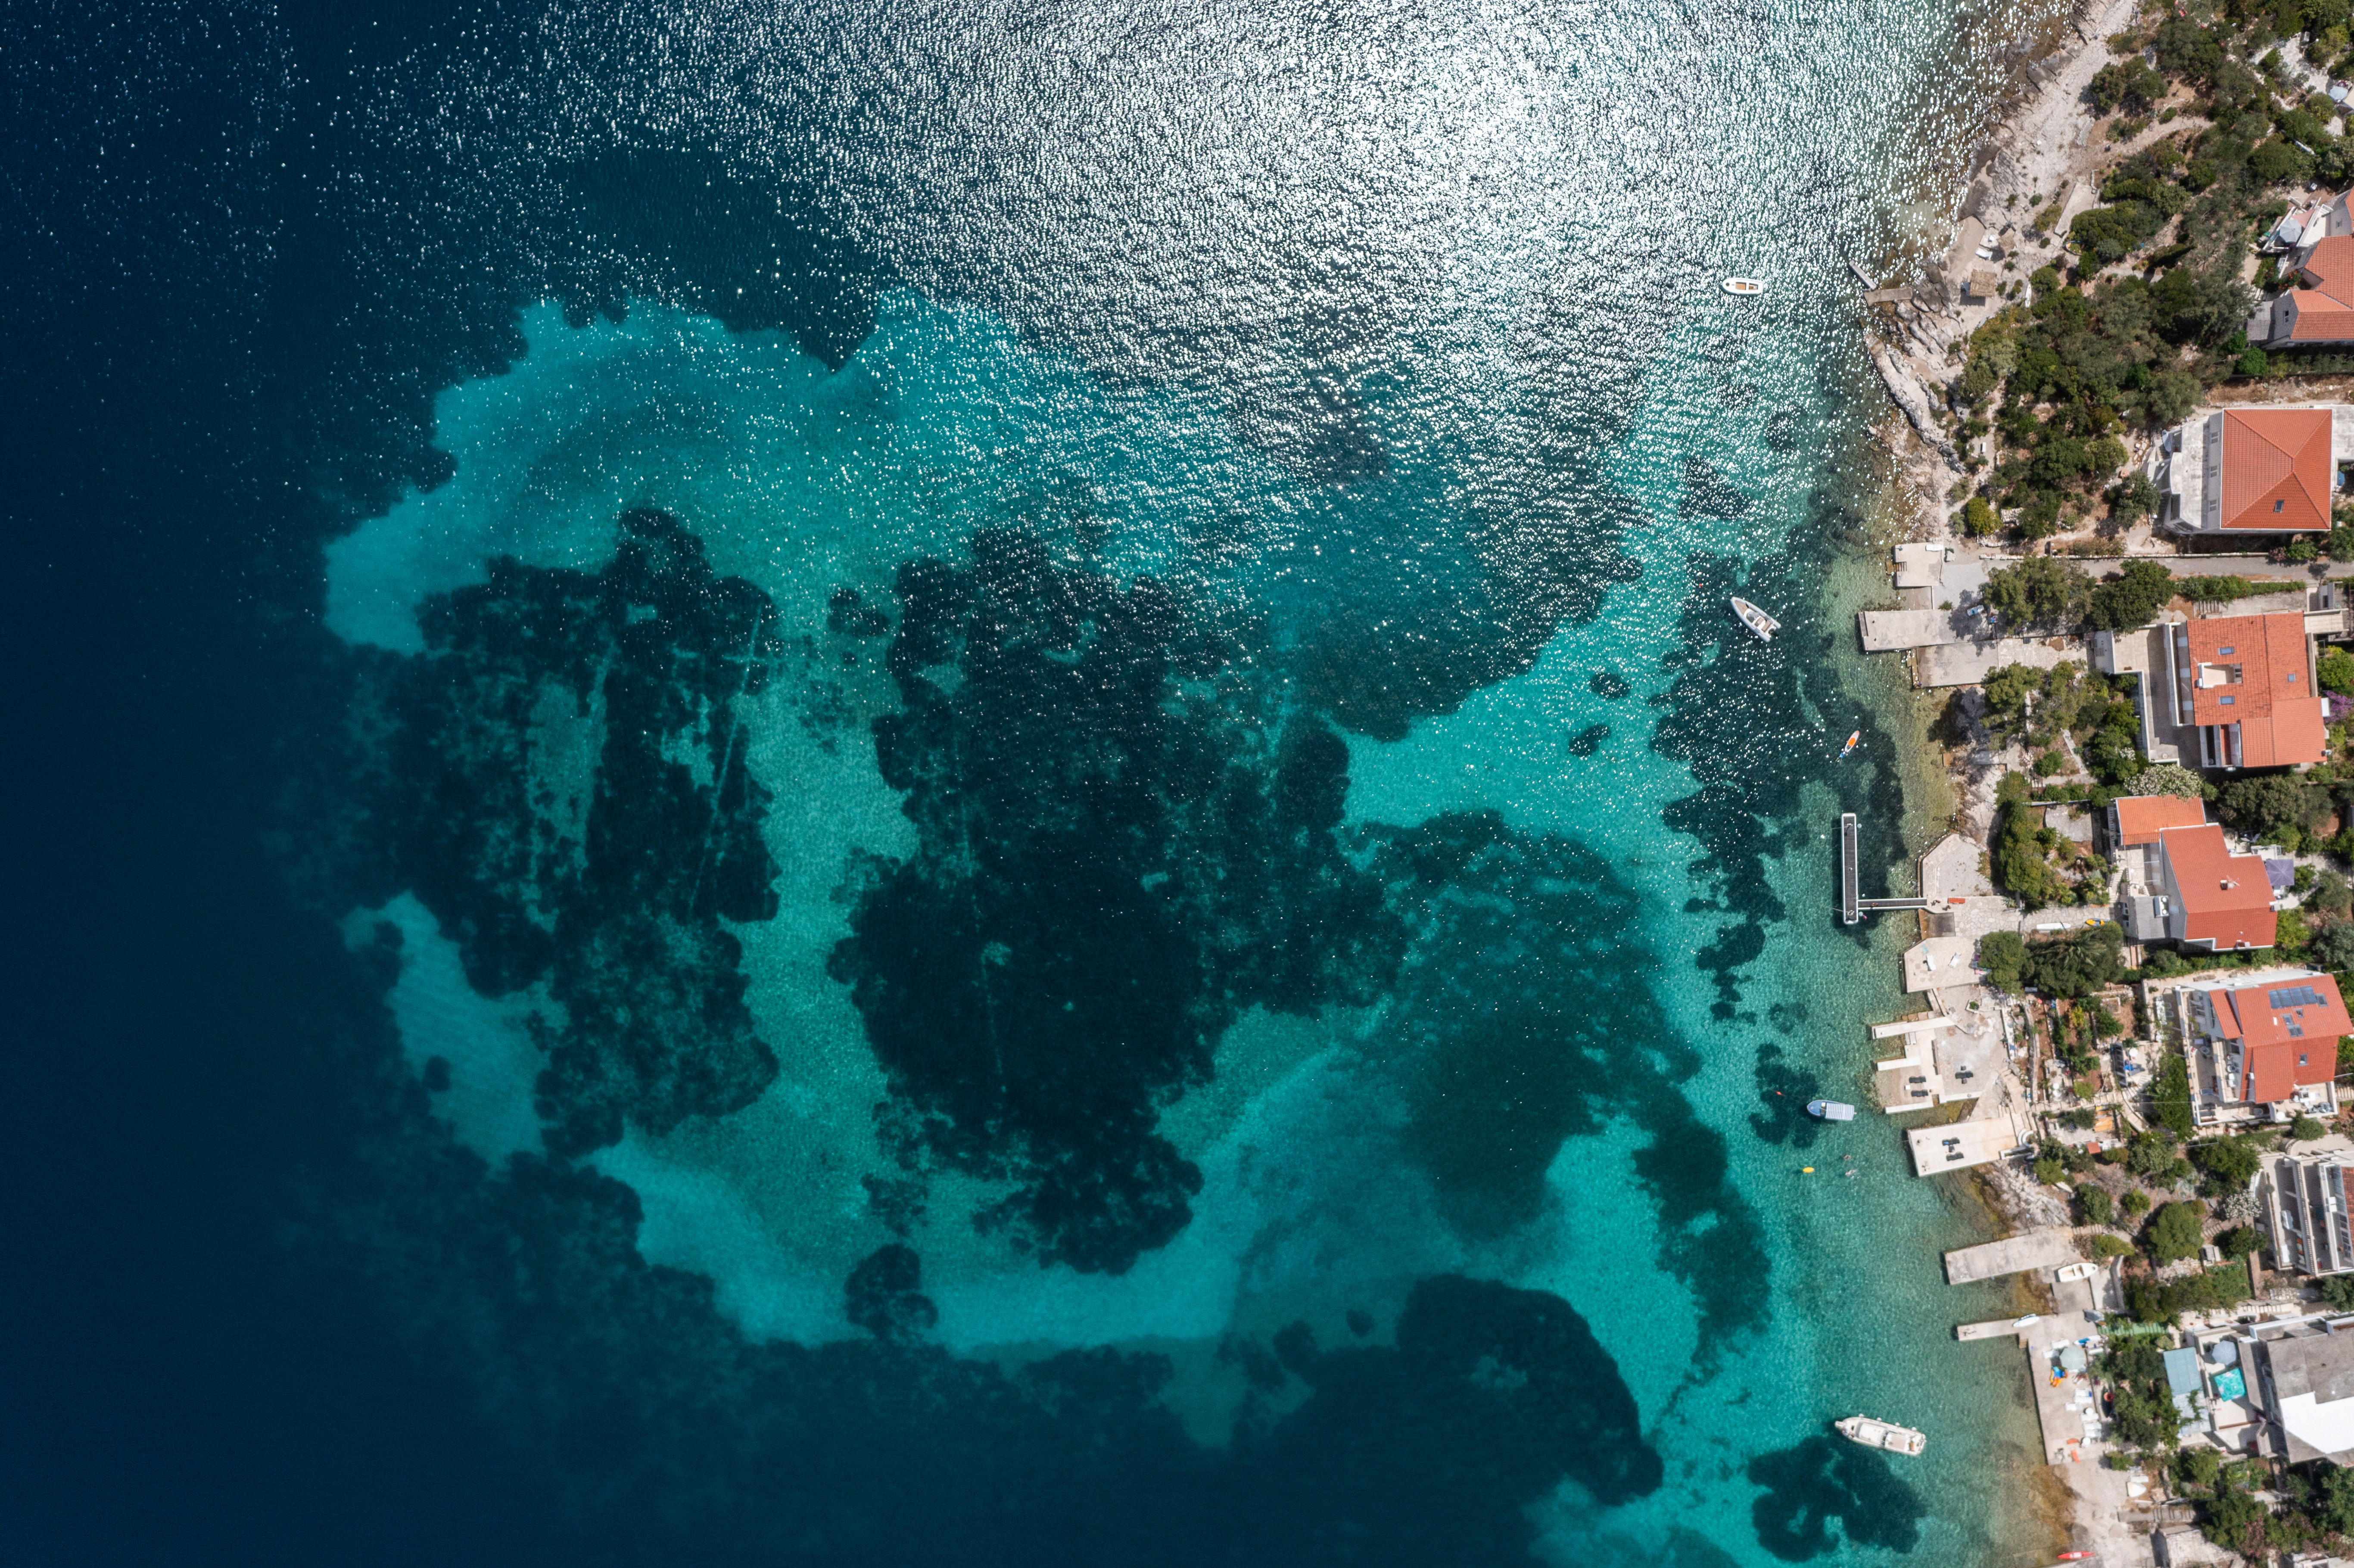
[5,0,2076,1561]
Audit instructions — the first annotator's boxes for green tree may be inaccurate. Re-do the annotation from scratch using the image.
[2110,471,2162,526]
[2251,139,2311,187]
[2077,1183,2117,1225]
[2309,869,2353,918]
[2122,1186,2154,1217]
[2216,1224,2265,1256]
[2320,646,2354,696]
[2155,16,2224,79]
[2321,1463,2354,1537]
[2087,560,2178,631]
[2024,923,2126,996]
[1985,557,2090,629]
[1961,496,2000,536]
[2192,1136,2263,1193]
[2313,920,2354,973]
[2145,1198,2208,1263]
[2220,775,2329,842]
[2205,1478,2265,1552]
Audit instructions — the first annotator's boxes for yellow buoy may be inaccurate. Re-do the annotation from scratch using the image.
[1800,1167,1814,1174]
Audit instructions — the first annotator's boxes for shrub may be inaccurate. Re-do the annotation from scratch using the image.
[2130,762,2205,799]
[2154,1052,2195,1138]
[2090,1232,2136,1257]
[2145,1198,2209,1263]
[2121,1187,2153,1217]
[2078,1184,2117,1225]
[1962,496,2000,536]
[2290,537,2320,564]
[2035,748,2068,777]
[2173,575,2261,604]
[2291,1113,2330,1142]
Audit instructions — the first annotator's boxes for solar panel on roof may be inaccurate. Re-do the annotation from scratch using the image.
[2269,985,2325,1010]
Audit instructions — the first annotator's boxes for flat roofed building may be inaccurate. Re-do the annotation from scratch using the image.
[2251,1325,2354,1462]
[2111,793,2209,846]
[2267,1154,2354,1276]
[2156,824,2279,951]
[2183,971,2345,1108]
[2162,612,2328,770]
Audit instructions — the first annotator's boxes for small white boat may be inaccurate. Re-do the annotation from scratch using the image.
[1836,1415,1927,1456]
[1839,730,1860,759]
[1730,596,1781,642]
[1723,277,1767,296]
[1807,1099,1857,1121]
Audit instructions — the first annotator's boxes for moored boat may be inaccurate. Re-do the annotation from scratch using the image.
[1722,277,1766,296]
[1730,596,1781,641]
[1807,1099,1857,1121]
[1836,1415,1926,1456]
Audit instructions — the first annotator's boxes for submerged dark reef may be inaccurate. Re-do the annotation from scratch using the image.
[1746,1434,1927,1561]
[832,528,1398,1272]
[357,509,787,1157]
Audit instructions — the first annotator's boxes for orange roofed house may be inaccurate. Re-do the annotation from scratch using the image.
[2152,404,2347,534]
[2152,822,2277,952]
[2264,231,2354,349]
[2177,971,2347,1120]
[2156,610,2328,771]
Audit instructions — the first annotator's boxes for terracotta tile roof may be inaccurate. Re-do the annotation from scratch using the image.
[2210,974,2351,1101]
[2186,611,2328,767]
[2285,237,2354,342]
[2114,794,2209,845]
[2218,409,2334,529]
[2159,823,2278,949]
[2303,234,2354,295]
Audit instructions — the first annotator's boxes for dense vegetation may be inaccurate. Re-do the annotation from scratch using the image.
[1952,0,2354,541]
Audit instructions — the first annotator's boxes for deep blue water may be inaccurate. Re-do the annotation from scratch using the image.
[6,0,2068,1563]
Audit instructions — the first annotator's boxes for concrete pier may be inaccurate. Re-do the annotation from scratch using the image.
[1955,1318,2031,1342]
[1943,1229,2081,1284]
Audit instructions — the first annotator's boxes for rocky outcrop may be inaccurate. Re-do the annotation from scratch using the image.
[1868,342,1962,468]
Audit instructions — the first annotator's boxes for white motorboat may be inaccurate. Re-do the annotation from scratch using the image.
[1836,1415,1927,1456]
[1730,596,1781,641]
[1722,277,1766,296]
[1807,1100,1856,1122]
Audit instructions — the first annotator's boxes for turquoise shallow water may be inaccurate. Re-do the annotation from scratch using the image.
[287,0,2089,1558]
